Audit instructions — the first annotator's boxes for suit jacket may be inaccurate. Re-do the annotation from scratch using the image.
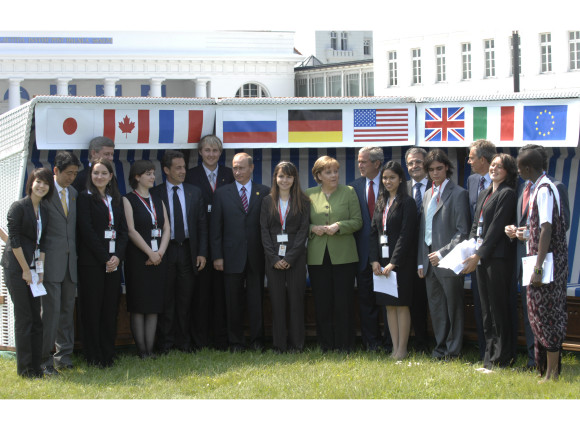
[1,197,49,272]
[43,184,78,283]
[349,177,374,271]
[260,194,310,269]
[151,182,208,270]
[76,191,128,266]
[406,178,432,256]
[468,182,516,260]
[467,173,486,221]
[71,167,89,194]
[210,181,270,274]
[369,194,417,268]
[417,180,470,276]
[305,185,363,266]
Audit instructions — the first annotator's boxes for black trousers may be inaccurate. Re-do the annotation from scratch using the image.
[4,268,43,376]
[409,270,429,346]
[266,253,306,351]
[78,264,121,365]
[355,264,382,350]
[477,257,513,368]
[308,249,357,352]
[157,241,195,350]
[192,263,228,350]
[223,261,265,348]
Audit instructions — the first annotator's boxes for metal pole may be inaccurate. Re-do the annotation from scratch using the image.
[512,31,520,93]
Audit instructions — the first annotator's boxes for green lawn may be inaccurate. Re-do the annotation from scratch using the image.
[1,344,579,399]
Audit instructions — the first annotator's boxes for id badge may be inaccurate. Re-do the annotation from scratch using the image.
[34,249,41,259]
[109,240,116,254]
[277,234,289,243]
[382,245,389,258]
[35,260,44,274]
[207,204,212,213]
[380,235,388,245]
[151,240,159,252]
[105,229,116,240]
[476,237,483,250]
[477,225,483,237]
[278,244,287,257]
[151,229,162,238]
[523,228,530,240]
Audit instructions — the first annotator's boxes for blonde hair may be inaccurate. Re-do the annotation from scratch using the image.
[311,155,340,184]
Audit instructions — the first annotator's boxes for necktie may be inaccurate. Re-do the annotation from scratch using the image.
[521,182,532,216]
[240,186,249,213]
[209,172,216,191]
[414,182,422,217]
[172,186,185,243]
[478,176,486,195]
[60,189,68,217]
[425,187,439,246]
[367,180,375,217]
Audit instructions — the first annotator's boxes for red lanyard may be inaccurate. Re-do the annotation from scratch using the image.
[382,197,395,233]
[102,195,114,229]
[478,192,493,220]
[278,199,290,231]
[134,191,158,228]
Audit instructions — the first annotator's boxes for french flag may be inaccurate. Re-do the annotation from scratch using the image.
[103,109,204,144]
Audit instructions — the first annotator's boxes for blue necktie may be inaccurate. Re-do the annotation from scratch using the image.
[425,187,439,246]
[414,183,422,217]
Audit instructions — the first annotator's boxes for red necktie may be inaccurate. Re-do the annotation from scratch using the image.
[367,180,375,217]
[521,182,532,216]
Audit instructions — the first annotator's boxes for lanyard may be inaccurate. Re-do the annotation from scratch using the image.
[527,173,546,225]
[278,198,290,231]
[102,195,115,229]
[478,191,493,221]
[134,191,158,228]
[36,207,42,247]
[382,196,395,233]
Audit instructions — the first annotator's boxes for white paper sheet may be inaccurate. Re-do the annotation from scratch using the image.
[29,269,47,297]
[438,239,477,275]
[522,253,554,286]
[373,270,398,298]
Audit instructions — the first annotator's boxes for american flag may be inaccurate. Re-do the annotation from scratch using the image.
[424,107,465,141]
[353,108,409,142]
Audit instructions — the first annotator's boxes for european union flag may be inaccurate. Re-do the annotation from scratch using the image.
[523,105,567,141]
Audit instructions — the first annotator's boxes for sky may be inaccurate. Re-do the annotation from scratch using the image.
[4,0,576,57]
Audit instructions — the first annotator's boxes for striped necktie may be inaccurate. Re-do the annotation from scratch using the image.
[414,182,422,217]
[240,186,248,213]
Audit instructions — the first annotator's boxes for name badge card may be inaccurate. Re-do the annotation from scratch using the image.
[277,234,289,243]
[380,235,388,245]
[34,249,41,259]
[105,230,116,240]
[151,229,162,238]
[207,204,212,213]
[109,240,116,254]
[382,246,389,259]
[151,240,159,252]
[35,260,44,274]
[476,237,483,250]
[278,244,287,257]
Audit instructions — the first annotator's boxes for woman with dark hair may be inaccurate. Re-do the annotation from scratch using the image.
[462,153,517,370]
[260,161,310,352]
[369,161,417,360]
[1,168,54,377]
[77,158,128,367]
[123,160,170,358]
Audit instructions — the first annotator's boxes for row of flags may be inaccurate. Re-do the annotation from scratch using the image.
[34,100,578,149]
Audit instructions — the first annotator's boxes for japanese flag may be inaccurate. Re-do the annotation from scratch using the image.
[43,108,97,146]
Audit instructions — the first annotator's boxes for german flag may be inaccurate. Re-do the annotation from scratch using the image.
[288,110,342,143]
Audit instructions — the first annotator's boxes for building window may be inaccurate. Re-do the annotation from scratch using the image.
[235,83,268,98]
[484,39,495,78]
[327,75,342,96]
[364,39,371,55]
[310,76,324,96]
[540,33,552,73]
[510,35,522,76]
[345,73,360,96]
[462,43,472,80]
[388,51,398,86]
[412,48,422,85]
[330,31,337,50]
[362,71,374,96]
[436,45,446,82]
[295,78,308,97]
[570,31,580,70]
[341,32,348,51]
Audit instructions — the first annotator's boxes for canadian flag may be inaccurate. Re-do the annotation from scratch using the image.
[103,109,150,144]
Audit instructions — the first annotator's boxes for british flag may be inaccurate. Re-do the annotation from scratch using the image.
[424,107,465,141]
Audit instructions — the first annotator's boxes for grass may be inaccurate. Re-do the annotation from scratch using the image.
[1,343,579,399]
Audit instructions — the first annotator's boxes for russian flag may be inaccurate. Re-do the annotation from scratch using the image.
[222,110,277,143]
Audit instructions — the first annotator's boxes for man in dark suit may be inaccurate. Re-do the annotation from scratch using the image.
[349,146,390,352]
[151,150,208,353]
[505,144,570,369]
[42,151,81,375]
[184,135,234,350]
[465,139,496,361]
[418,149,470,359]
[210,152,269,352]
[72,136,115,193]
[404,147,431,352]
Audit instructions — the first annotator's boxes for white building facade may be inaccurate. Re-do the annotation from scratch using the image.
[315,30,373,64]
[374,28,580,97]
[0,31,302,114]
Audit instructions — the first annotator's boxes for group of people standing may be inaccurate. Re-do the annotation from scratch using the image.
[2,136,569,383]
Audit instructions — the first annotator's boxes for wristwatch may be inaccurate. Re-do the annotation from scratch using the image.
[533,266,544,275]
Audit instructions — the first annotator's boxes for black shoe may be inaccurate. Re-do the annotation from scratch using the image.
[42,365,59,376]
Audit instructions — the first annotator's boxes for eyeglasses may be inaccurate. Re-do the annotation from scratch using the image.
[406,160,423,167]
[428,165,446,173]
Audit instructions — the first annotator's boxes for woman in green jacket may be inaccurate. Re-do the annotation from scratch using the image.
[306,156,363,352]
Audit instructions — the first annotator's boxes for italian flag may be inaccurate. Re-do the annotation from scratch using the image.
[473,106,514,141]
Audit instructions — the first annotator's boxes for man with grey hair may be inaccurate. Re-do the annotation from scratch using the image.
[349,146,391,352]
[72,136,116,193]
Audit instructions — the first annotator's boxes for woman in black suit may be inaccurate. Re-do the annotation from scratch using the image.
[462,153,517,369]
[77,158,128,367]
[1,168,54,378]
[370,161,417,360]
[260,161,310,352]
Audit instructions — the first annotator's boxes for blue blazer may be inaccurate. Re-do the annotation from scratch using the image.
[349,177,373,272]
